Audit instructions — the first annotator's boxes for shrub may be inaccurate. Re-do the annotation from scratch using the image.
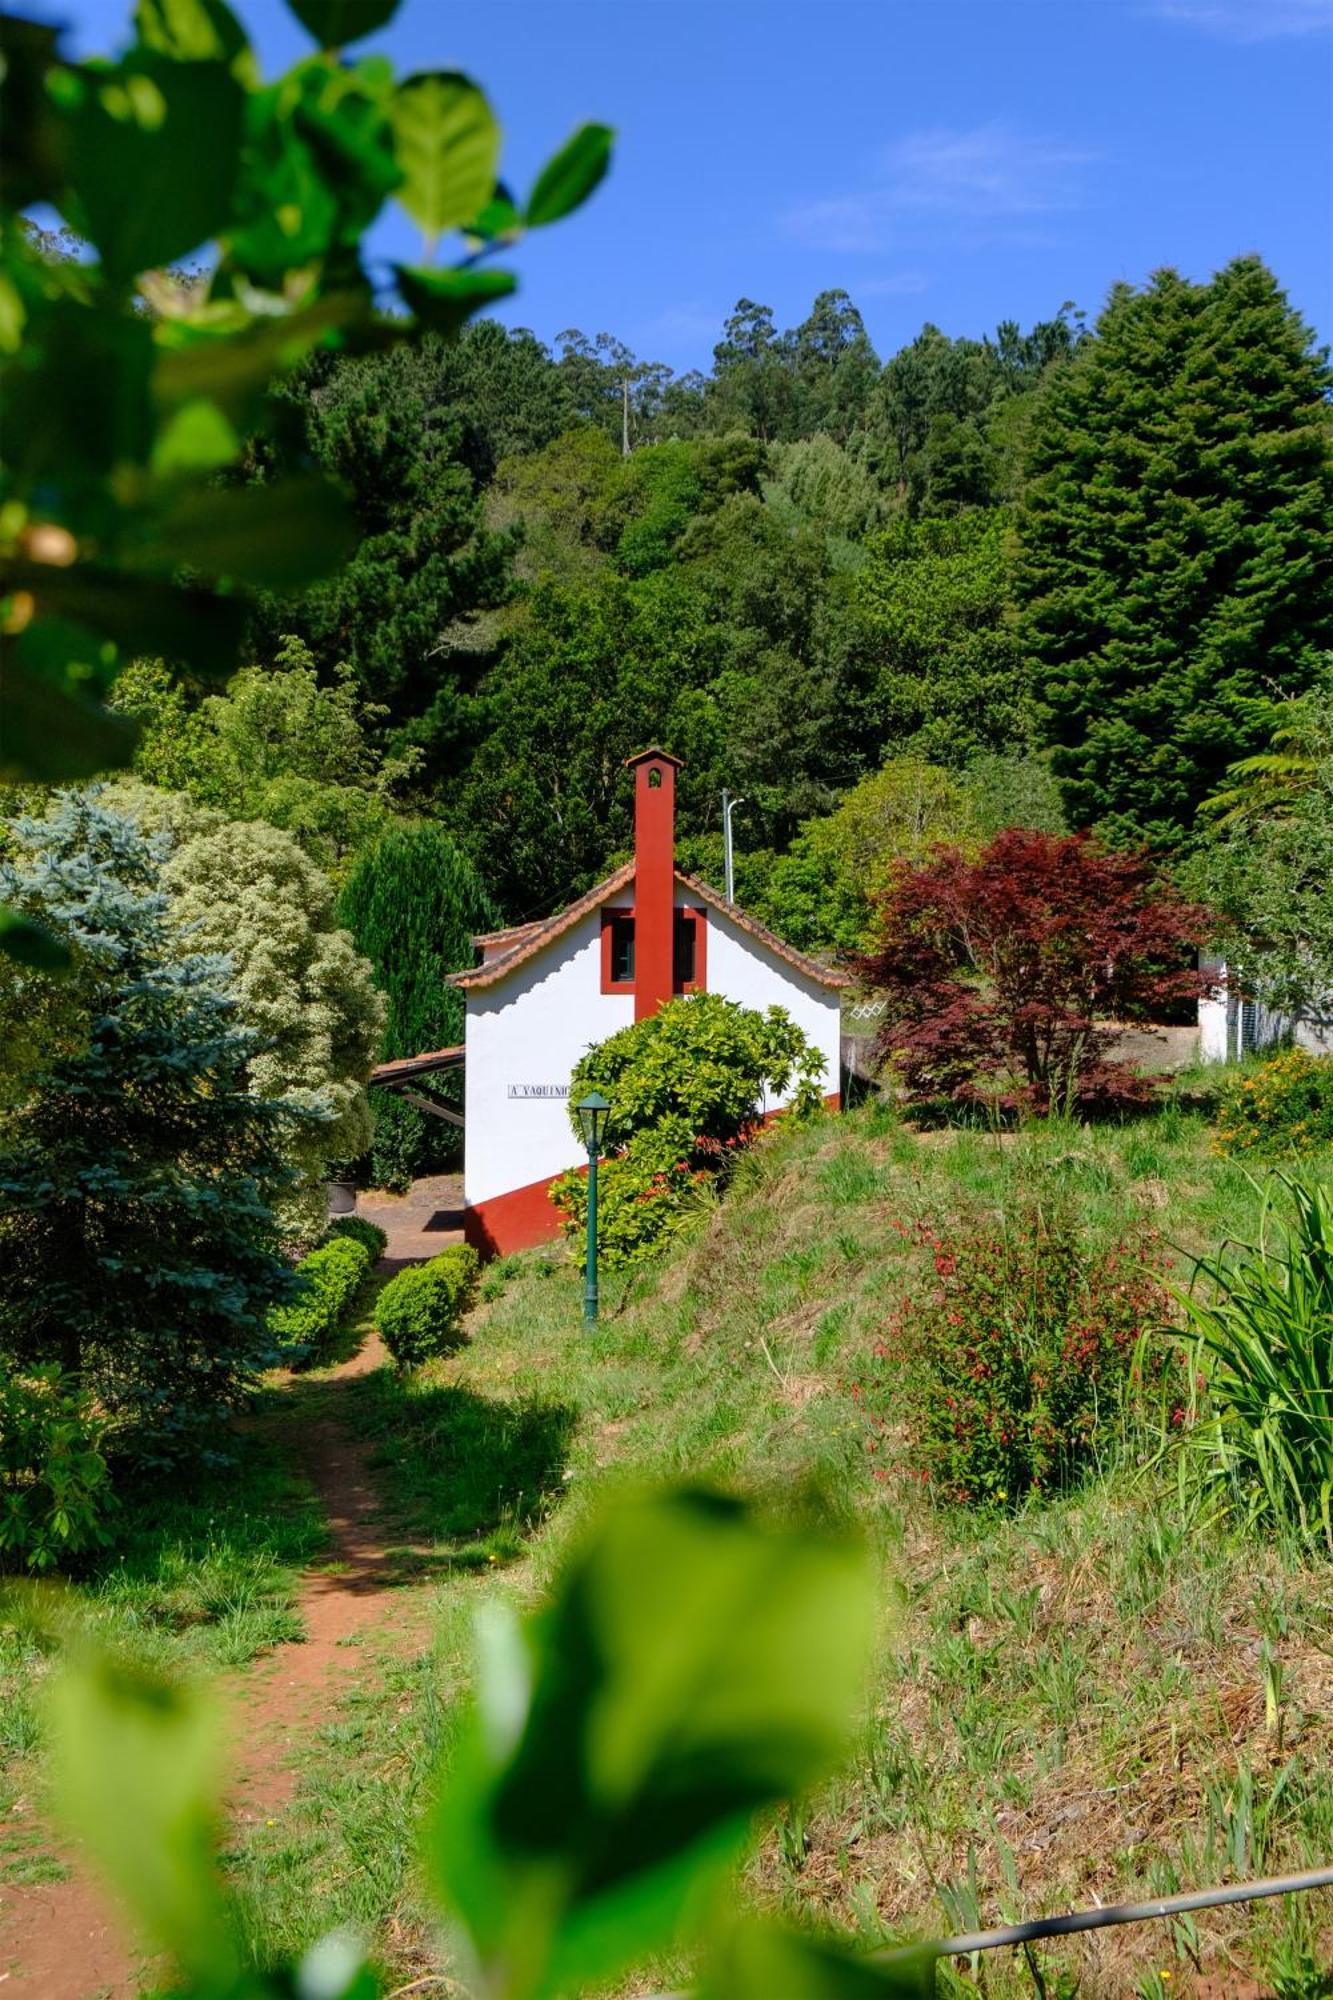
[0,1368,116,1572]
[860,829,1211,1117]
[320,1214,389,1262]
[269,1237,371,1364]
[552,994,824,1268]
[1176,1176,1333,1547]
[376,1246,479,1369]
[553,1132,718,1272]
[1214,1049,1333,1158]
[864,1202,1167,1508]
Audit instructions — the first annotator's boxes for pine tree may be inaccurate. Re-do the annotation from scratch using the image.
[0,794,297,1455]
[338,826,499,1189]
[1017,258,1333,846]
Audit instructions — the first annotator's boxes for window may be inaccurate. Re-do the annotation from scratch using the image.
[602,910,636,992]
[673,910,696,988]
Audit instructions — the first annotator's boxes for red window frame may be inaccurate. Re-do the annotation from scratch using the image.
[601,907,636,994]
[601,904,707,996]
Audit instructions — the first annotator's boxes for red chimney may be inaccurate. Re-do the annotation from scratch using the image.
[625,747,681,1021]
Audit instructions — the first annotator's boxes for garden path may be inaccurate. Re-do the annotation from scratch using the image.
[0,1198,453,1999]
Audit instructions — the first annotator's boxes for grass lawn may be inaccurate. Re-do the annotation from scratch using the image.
[211,1093,1333,1997]
[0,1410,325,1888]
[7,1091,1333,1993]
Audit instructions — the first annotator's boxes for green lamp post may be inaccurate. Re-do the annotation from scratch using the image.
[575,1090,612,1322]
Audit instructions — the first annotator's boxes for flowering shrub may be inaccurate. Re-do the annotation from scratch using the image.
[1214,1049,1333,1158]
[863,1202,1168,1508]
[0,1367,116,1572]
[553,995,823,1268]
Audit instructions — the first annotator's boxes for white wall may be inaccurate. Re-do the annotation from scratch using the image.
[463,907,634,1204]
[463,888,843,1205]
[697,898,842,1112]
[1199,959,1333,1063]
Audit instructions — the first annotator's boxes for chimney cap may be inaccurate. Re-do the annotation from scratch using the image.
[624,746,683,771]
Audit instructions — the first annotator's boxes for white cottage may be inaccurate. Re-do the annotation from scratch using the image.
[449,748,846,1257]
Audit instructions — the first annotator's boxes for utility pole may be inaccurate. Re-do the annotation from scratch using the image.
[622,373,630,458]
[721,790,745,903]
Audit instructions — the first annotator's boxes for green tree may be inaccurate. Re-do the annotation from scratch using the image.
[270,342,515,761]
[112,639,415,881]
[135,795,384,1239]
[0,0,612,962]
[758,757,979,956]
[854,510,1028,762]
[0,793,295,1451]
[1017,258,1333,846]
[338,824,499,1188]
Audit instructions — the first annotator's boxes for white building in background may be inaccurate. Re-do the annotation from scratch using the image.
[449,748,846,1257]
[1199,956,1333,1063]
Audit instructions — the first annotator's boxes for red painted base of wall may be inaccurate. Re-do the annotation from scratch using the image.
[463,1173,566,1259]
[463,1096,842,1261]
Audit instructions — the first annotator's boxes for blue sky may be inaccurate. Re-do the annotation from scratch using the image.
[45,0,1333,371]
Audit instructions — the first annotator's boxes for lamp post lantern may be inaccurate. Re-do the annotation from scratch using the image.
[575,1090,611,1322]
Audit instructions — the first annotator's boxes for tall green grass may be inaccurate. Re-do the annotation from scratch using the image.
[1177,1174,1333,1548]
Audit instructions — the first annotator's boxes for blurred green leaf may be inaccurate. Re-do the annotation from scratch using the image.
[286,0,400,49]
[150,395,241,473]
[525,121,613,228]
[701,1924,934,1999]
[151,290,376,429]
[0,907,73,973]
[2,633,139,781]
[3,298,156,519]
[393,263,516,336]
[424,1485,875,1999]
[390,71,500,242]
[226,60,393,287]
[3,560,245,677]
[464,183,520,245]
[59,52,245,281]
[48,1650,235,1984]
[134,0,257,81]
[0,13,68,208]
[152,472,356,587]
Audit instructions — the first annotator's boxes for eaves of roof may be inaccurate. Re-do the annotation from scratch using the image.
[449,862,848,993]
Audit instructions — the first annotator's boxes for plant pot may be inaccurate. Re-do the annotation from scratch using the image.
[326,1179,357,1216]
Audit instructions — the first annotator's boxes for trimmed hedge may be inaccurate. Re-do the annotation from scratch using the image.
[269,1237,372,1365]
[375,1246,479,1369]
[320,1214,389,1262]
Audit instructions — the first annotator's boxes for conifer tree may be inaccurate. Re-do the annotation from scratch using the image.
[1017,258,1333,845]
[338,826,500,1189]
[0,794,296,1454]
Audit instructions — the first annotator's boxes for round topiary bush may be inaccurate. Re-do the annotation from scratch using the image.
[376,1246,479,1369]
[320,1214,389,1262]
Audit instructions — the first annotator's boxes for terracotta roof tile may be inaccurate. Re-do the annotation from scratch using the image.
[449,862,848,993]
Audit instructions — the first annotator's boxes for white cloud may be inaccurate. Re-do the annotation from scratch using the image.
[1153,0,1333,39]
[782,123,1096,252]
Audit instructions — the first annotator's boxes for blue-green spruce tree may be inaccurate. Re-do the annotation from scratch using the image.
[0,793,298,1456]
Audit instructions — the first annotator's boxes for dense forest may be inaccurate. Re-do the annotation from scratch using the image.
[102,254,1332,1178]
[118,257,1332,923]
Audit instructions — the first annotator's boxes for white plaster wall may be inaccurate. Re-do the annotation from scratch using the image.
[698,899,842,1109]
[463,907,634,1204]
[463,890,843,1205]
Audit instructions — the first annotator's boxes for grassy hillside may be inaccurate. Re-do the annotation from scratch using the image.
[227,1098,1333,1997]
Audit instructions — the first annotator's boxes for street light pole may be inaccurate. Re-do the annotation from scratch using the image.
[575,1091,611,1323]
[721,789,745,903]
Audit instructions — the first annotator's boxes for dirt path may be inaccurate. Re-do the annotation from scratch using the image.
[0,1327,432,1998]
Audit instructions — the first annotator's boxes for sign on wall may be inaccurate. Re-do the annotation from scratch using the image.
[507,1084,569,1099]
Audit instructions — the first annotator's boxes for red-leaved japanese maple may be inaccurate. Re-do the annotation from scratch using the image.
[860,829,1213,1115]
